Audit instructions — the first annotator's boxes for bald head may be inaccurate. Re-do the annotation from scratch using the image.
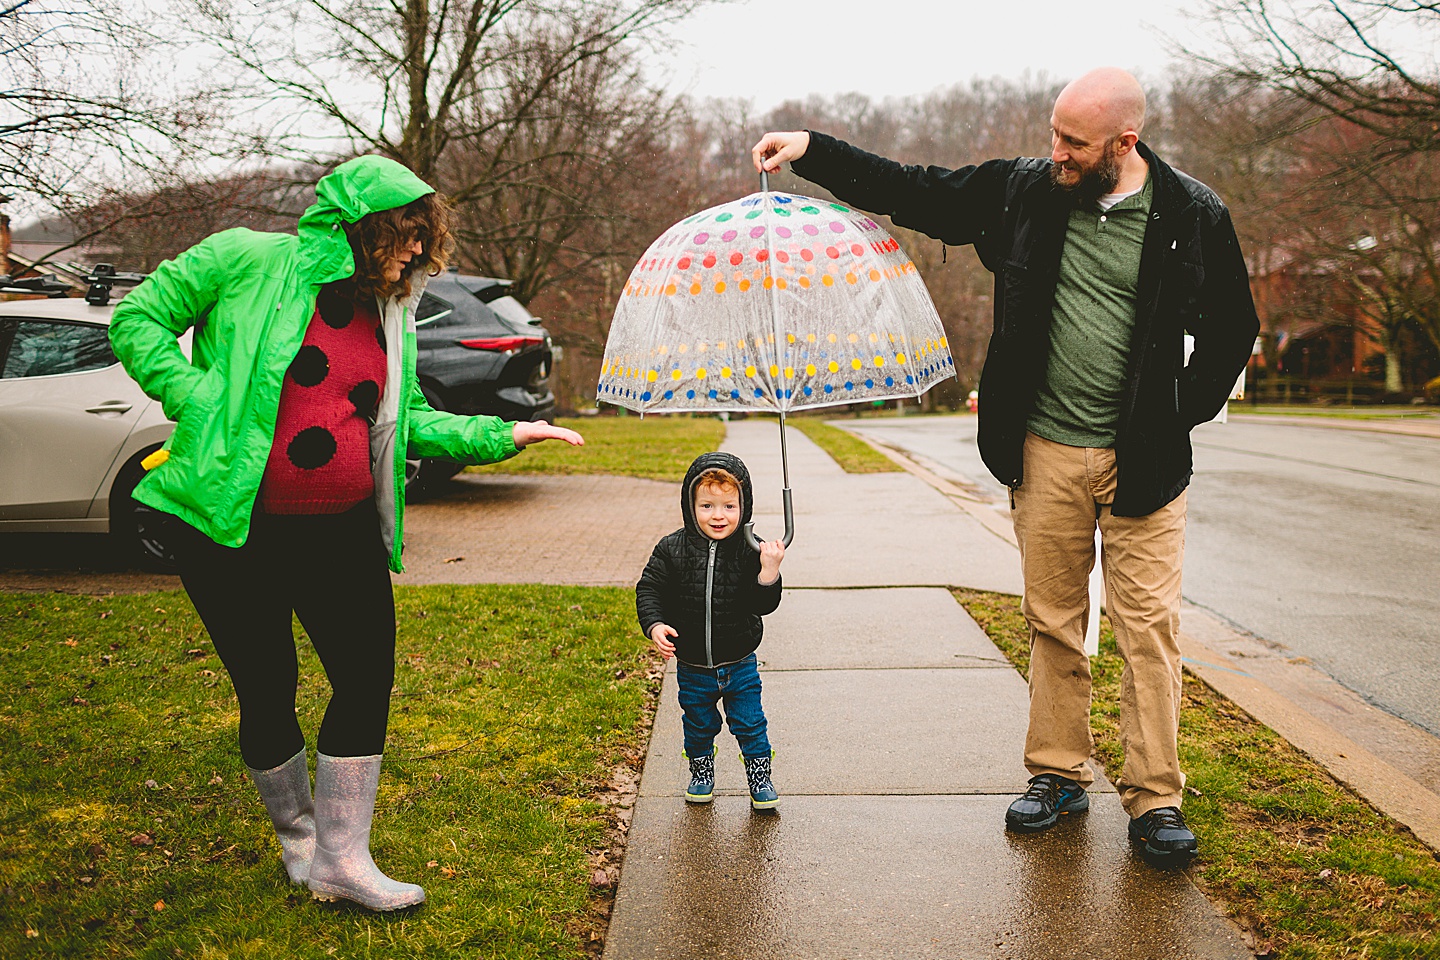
[1054,67,1146,140]
[1048,68,1150,199]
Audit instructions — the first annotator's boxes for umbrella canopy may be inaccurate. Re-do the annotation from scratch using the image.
[597,189,955,413]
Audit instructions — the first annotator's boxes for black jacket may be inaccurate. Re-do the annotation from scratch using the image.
[635,452,783,667]
[792,133,1260,516]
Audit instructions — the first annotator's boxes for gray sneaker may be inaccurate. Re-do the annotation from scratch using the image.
[1005,773,1089,832]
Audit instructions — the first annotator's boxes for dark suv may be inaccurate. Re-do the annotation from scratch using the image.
[409,271,557,490]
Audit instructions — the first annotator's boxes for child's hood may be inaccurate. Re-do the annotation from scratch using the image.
[680,451,755,538]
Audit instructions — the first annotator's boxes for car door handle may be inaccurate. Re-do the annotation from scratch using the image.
[85,401,134,414]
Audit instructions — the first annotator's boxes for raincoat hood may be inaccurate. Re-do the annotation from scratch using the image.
[680,451,755,538]
[297,155,435,284]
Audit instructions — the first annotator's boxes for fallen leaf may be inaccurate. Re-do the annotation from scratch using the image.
[590,869,610,888]
[1319,868,1333,879]
[25,929,38,938]
[63,638,78,647]
[71,697,90,706]
[442,556,464,564]
[153,900,165,911]
[144,779,159,790]
[130,833,154,847]
[440,866,456,878]
[208,775,223,786]
[427,860,439,868]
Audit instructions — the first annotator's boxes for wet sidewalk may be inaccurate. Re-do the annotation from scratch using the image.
[602,420,1251,959]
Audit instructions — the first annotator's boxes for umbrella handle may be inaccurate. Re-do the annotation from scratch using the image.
[760,170,769,193]
[743,487,794,551]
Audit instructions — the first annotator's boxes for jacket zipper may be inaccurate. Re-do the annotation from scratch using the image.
[704,540,716,667]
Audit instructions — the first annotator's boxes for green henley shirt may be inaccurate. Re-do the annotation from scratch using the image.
[1027,170,1153,448]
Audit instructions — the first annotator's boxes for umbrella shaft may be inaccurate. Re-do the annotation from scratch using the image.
[779,410,791,488]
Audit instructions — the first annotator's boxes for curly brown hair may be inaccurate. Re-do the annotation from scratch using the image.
[343,191,456,301]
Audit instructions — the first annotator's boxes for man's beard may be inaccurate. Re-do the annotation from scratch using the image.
[1050,139,1122,205]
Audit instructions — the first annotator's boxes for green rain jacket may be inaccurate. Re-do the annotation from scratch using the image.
[109,156,519,572]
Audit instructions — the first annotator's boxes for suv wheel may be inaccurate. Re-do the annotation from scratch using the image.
[111,451,179,572]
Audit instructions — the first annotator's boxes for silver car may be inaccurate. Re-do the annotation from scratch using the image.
[0,290,182,568]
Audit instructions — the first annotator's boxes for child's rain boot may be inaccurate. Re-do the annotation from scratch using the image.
[684,747,715,803]
[743,752,779,810]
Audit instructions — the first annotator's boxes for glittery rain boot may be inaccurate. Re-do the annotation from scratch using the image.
[247,748,315,885]
[307,754,425,910]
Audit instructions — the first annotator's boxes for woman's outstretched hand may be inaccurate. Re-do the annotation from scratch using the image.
[512,421,585,448]
[752,131,811,173]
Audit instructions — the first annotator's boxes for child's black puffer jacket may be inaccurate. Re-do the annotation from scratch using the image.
[635,452,782,667]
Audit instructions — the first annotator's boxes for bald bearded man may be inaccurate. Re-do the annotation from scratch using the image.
[754,68,1259,866]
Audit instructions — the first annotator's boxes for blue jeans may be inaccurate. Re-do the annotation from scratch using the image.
[677,654,771,760]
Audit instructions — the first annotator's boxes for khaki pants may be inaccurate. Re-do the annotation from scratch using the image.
[1010,432,1187,817]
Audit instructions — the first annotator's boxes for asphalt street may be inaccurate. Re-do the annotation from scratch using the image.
[843,413,1440,738]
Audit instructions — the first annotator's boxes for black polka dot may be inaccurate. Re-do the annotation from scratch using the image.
[287,426,336,469]
[288,345,329,387]
[350,380,379,420]
[375,322,387,353]
[317,287,354,329]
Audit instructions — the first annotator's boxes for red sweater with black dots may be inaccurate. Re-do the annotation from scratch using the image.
[259,287,388,514]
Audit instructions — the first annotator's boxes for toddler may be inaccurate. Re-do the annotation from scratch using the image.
[636,452,784,809]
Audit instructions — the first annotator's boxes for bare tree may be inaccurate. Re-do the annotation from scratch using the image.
[186,0,703,302]
[1185,0,1440,387]
[1190,0,1440,155]
[2,0,225,238]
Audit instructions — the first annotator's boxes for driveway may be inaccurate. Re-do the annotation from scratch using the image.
[0,472,679,594]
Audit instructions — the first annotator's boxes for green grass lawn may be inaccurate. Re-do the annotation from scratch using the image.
[0,586,659,959]
[954,589,1440,960]
[469,416,725,481]
[788,418,901,473]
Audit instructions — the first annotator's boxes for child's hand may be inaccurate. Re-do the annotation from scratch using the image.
[649,623,677,659]
[758,539,785,584]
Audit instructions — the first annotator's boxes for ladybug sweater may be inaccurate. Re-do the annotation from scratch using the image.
[258,287,387,514]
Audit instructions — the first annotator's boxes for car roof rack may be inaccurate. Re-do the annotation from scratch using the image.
[0,274,75,298]
[83,264,148,306]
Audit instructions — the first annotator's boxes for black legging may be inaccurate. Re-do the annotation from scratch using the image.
[171,501,396,770]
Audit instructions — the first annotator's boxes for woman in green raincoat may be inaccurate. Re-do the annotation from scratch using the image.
[109,155,583,911]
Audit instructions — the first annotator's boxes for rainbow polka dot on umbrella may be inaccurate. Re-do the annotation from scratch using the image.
[597,190,955,412]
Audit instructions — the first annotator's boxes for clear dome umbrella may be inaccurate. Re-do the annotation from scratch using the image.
[597,173,957,548]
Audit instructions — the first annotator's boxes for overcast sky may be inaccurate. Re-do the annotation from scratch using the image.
[658,0,1214,109]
